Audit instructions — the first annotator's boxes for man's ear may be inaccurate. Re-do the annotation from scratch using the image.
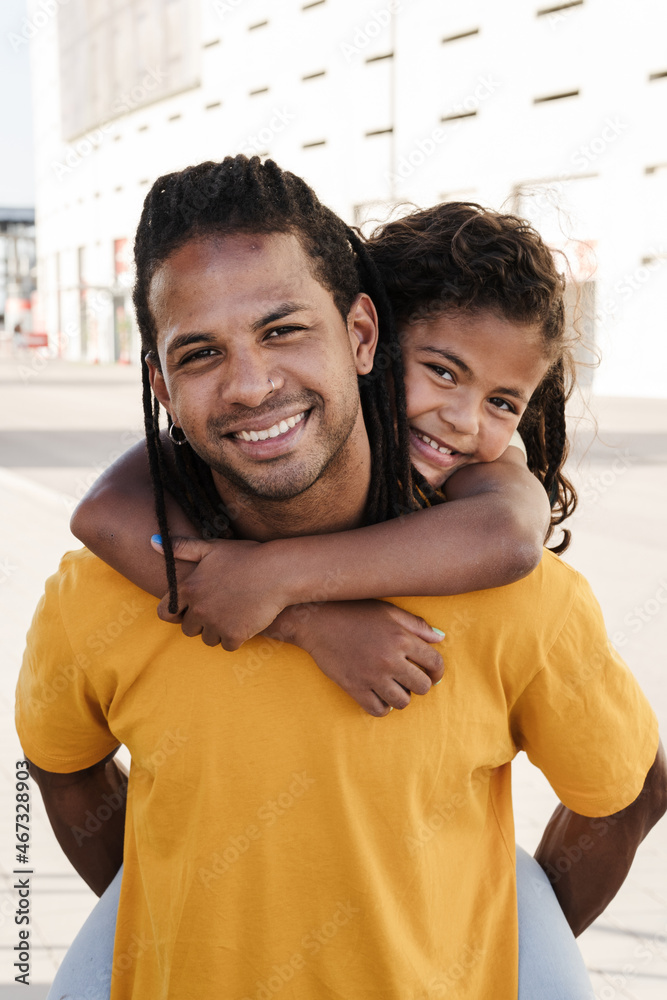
[146,354,173,414]
[347,293,379,375]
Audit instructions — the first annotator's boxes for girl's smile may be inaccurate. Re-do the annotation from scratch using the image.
[401,308,551,488]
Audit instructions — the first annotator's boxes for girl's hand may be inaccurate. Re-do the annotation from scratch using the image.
[152,536,290,650]
[268,600,446,717]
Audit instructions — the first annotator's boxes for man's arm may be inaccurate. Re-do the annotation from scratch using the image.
[534,740,667,936]
[28,749,128,897]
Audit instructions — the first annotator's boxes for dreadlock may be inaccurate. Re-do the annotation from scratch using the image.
[133,155,419,612]
[366,201,579,553]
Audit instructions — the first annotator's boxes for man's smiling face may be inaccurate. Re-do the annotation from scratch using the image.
[147,231,377,503]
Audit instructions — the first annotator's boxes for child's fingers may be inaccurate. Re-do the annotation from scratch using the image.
[372,679,412,711]
[391,606,446,646]
[150,534,211,563]
[395,659,439,696]
[362,692,393,718]
[398,633,444,684]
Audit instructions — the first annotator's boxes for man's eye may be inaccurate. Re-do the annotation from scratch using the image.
[180,348,217,364]
[265,325,303,339]
[427,364,454,382]
[489,397,516,413]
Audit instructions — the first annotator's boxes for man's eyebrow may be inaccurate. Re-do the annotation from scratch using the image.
[167,331,218,356]
[420,346,528,402]
[251,301,310,332]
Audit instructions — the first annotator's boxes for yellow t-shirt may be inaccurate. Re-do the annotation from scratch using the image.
[16,548,658,1000]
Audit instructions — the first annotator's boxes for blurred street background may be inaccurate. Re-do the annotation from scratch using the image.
[1,0,666,996]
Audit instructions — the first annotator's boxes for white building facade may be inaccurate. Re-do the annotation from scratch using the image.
[26,0,667,396]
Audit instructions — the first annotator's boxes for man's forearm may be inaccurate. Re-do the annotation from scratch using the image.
[534,741,667,936]
[29,752,128,897]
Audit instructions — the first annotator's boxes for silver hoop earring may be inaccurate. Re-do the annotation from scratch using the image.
[168,423,187,445]
[268,378,275,393]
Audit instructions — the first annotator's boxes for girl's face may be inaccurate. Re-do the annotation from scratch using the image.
[401,308,551,488]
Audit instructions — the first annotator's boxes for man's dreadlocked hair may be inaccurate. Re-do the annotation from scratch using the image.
[366,201,578,554]
[133,155,419,611]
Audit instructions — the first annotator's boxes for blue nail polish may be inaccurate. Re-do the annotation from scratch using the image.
[431,627,446,639]
[434,679,443,686]
[151,534,162,545]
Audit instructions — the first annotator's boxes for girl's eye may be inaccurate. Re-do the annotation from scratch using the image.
[489,397,516,414]
[426,364,455,383]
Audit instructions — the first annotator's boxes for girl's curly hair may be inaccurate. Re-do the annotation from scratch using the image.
[367,202,578,553]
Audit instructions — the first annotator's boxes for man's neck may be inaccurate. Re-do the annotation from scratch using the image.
[213,420,373,542]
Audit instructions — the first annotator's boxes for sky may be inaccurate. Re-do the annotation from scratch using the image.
[0,0,35,208]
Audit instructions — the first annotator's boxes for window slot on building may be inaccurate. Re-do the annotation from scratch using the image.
[366,52,394,64]
[649,70,667,81]
[139,179,149,186]
[302,0,325,8]
[646,162,667,175]
[138,124,148,132]
[533,90,580,104]
[249,20,268,30]
[365,127,393,137]
[203,38,220,48]
[206,101,222,110]
[114,185,123,193]
[249,86,269,97]
[302,139,327,148]
[442,28,479,43]
[168,113,182,122]
[302,70,326,81]
[441,110,478,122]
[536,0,583,14]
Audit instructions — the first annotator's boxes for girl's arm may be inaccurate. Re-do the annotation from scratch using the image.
[72,439,548,619]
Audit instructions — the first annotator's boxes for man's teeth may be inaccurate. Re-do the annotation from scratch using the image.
[234,411,306,442]
[416,431,453,455]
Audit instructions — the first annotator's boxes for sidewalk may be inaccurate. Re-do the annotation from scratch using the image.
[1,357,666,996]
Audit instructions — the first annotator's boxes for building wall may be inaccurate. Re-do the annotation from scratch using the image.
[28,0,667,396]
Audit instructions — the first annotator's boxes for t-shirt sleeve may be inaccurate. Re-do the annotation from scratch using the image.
[510,572,659,817]
[15,568,120,773]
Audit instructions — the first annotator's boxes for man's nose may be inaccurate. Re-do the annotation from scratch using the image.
[221,351,276,408]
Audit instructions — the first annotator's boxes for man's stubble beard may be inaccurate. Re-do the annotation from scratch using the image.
[188,390,362,503]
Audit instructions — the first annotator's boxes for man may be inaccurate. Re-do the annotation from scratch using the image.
[17,156,665,999]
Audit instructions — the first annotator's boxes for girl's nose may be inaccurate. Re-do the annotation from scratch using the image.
[439,399,479,438]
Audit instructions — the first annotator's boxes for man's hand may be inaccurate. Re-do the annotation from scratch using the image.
[264,600,445,717]
[153,536,291,650]
[534,740,667,936]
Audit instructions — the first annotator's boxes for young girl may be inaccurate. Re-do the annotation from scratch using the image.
[55,201,592,999]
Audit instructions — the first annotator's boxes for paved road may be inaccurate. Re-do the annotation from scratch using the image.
[0,355,666,997]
